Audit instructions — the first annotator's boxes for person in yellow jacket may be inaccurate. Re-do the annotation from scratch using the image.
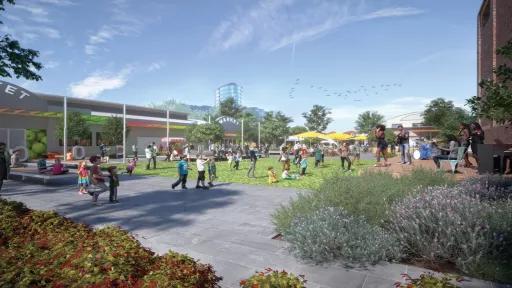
[267,166,278,184]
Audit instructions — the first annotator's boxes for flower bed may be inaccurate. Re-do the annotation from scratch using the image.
[0,199,221,287]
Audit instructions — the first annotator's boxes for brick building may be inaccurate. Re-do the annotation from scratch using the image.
[477,0,512,144]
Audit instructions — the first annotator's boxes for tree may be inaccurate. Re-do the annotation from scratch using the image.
[186,122,224,144]
[101,116,130,145]
[219,97,243,118]
[260,111,292,145]
[0,0,43,81]
[467,39,512,124]
[423,98,474,139]
[240,111,258,143]
[289,125,308,136]
[56,112,91,143]
[302,105,332,132]
[355,111,384,133]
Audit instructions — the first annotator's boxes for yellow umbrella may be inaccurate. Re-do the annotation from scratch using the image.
[351,134,368,141]
[327,132,352,141]
[293,131,328,139]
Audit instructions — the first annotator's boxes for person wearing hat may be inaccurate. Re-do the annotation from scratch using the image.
[396,124,411,165]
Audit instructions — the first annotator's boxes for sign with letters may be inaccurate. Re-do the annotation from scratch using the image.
[0,81,48,112]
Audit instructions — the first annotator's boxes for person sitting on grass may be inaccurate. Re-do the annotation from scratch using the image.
[51,158,69,175]
[281,168,299,180]
[267,166,278,184]
[300,156,308,176]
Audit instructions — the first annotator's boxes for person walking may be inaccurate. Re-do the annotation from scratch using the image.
[247,147,257,178]
[0,142,11,194]
[314,145,322,168]
[89,156,108,205]
[145,145,153,170]
[195,155,209,189]
[339,142,352,171]
[374,124,389,167]
[172,156,190,189]
[151,142,157,169]
[396,124,411,165]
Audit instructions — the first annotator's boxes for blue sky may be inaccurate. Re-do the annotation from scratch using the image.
[2,0,481,131]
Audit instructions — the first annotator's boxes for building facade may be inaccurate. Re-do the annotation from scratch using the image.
[385,112,439,143]
[477,0,512,144]
[0,81,194,160]
[215,83,242,107]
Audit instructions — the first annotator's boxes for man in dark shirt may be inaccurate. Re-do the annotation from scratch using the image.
[396,124,411,165]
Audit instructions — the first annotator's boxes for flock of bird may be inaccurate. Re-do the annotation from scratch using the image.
[287,78,403,102]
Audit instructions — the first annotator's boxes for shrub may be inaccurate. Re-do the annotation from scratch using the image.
[0,199,221,287]
[388,184,512,282]
[394,273,462,288]
[283,207,401,264]
[240,268,306,288]
[458,175,512,201]
[273,168,454,233]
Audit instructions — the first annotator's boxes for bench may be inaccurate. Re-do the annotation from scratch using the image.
[9,169,77,184]
[439,147,466,174]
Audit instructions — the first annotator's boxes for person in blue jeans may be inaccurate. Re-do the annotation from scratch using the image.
[172,156,190,189]
[396,124,411,165]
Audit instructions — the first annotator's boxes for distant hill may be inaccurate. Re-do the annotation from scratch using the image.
[149,99,266,120]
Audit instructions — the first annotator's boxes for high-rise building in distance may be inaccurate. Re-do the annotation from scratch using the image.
[215,83,242,107]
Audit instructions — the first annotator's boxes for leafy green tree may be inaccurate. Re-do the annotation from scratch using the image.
[260,111,292,145]
[186,122,224,144]
[423,98,474,139]
[302,105,332,132]
[355,111,384,133]
[289,125,308,136]
[0,0,43,81]
[240,111,258,143]
[56,112,91,143]
[467,39,512,124]
[101,116,130,145]
[219,97,243,118]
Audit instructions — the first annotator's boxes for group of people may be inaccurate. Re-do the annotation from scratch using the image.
[171,155,217,190]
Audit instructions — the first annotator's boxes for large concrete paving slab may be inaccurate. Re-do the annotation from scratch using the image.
[0,176,506,288]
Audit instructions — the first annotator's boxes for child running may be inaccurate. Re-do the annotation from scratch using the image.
[77,161,89,195]
[207,157,217,187]
[107,166,119,203]
[171,156,190,189]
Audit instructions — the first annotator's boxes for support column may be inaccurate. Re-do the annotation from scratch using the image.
[63,96,67,157]
[241,119,244,147]
[123,104,126,163]
[166,110,170,145]
[258,122,261,147]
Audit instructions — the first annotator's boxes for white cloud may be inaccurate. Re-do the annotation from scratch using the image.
[147,62,165,72]
[14,4,49,16]
[206,0,424,53]
[44,61,60,69]
[38,0,75,6]
[84,1,144,56]
[69,67,132,99]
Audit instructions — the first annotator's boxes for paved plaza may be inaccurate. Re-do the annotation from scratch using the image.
[0,176,506,288]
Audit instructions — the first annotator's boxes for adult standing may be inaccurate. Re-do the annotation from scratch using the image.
[0,142,11,193]
[247,146,257,178]
[458,123,472,168]
[339,142,352,171]
[279,146,289,171]
[314,145,322,168]
[145,145,153,170]
[151,142,158,169]
[99,143,109,163]
[374,124,389,167]
[132,144,138,160]
[89,156,108,205]
[470,122,485,167]
[396,124,411,165]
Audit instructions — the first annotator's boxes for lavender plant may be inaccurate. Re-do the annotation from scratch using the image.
[283,207,402,264]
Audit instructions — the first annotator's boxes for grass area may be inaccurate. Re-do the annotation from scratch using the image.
[106,156,373,190]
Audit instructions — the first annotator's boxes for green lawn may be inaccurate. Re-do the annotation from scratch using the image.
[108,157,373,190]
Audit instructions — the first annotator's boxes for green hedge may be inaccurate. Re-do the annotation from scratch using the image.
[0,199,221,287]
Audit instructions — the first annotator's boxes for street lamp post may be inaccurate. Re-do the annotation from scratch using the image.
[258,122,261,147]
[241,119,244,147]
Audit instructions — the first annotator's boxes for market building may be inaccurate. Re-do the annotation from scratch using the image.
[0,81,195,161]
